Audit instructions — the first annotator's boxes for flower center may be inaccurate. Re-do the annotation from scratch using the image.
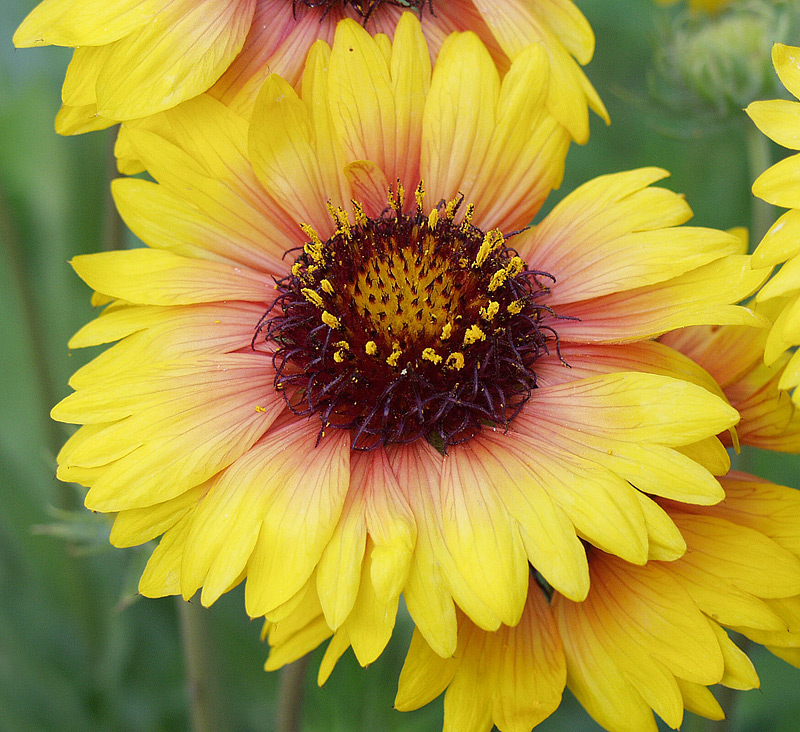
[293,0,433,22]
[256,184,559,450]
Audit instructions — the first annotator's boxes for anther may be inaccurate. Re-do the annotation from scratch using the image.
[302,288,324,308]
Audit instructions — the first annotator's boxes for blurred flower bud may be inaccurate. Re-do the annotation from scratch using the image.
[651,1,798,121]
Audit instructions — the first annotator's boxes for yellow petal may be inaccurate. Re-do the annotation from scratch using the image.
[388,442,459,657]
[554,255,769,342]
[70,249,269,305]
[440,444,530,627]
[315,482,367,631]
[753,152,800,209]
[450,431,589,602]
[395,628,457,711]
[773,43,800,102]
[422,30,499,206]
[95,0,257,119]
[747,99,800,151]
[245,427,350,616]
[14,0,160,47]
[463,43,569,232]
[110,483,207,548]
[328,19,398,182]
[138,511,193,598]
[753,209,800,268]
[249,75,332,235]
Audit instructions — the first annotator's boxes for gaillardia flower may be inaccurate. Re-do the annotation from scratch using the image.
[747,43,800,400]
[14,0,606,144]
[54,16,764,675]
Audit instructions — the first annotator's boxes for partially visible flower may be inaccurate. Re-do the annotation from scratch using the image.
[13,0,607,144]
[747,43,800,399]
[549,475,800,732]
[662,299,800,451]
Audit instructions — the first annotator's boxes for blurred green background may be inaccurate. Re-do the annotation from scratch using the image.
[2,0,800,730]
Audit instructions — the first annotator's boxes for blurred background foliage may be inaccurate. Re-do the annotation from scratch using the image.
[2,0,800,730]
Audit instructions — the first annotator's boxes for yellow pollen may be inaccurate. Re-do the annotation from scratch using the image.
[386,342,403,367]
[427,207,439,230]
[352,201,368,226]
[488,268,508,292]
[365,340,378,356]
[327,203,352,238]
[255,405,267,413]
[321,279,334,295]
[463,324,486,347]
[389,183,405,212]
[302,288,324,308]
[445,352,465,370]
[291,262,303,277]
[333,349,346,363]
[421,347,443,365]
[459,203,475,233]
[480,301,500,320]
[440,322,452,340]
[415,181,425,212]
[506,256,524,278]
[321,311,341,329]
[444,196,460,220]
[508,300,524,314]
[475,229,504,268]
[300,223,322,246]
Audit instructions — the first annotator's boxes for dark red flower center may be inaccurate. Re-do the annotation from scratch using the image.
[293,0,434,23]
[255,184,561,450]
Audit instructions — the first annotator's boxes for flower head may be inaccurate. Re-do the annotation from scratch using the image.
[14,0,607,144]
[54,15,765,673]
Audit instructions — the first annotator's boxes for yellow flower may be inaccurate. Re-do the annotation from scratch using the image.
[14,0,607,144]
[747,43,800,400]
[54,14,764,684]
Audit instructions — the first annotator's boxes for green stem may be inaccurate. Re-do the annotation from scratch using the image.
[277,654,311,732]
[178,599,225,732]
[0,187,66,496]
[746,122,776,248]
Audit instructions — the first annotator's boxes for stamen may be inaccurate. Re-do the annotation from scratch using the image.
[302,288,325,308]
[321,311,341,329]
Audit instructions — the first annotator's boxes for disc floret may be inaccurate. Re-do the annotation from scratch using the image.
[257,183,559,450]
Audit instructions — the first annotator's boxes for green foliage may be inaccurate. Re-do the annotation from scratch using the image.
[1,0,799,730]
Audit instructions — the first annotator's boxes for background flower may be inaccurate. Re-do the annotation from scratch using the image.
[13,0,607,144]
